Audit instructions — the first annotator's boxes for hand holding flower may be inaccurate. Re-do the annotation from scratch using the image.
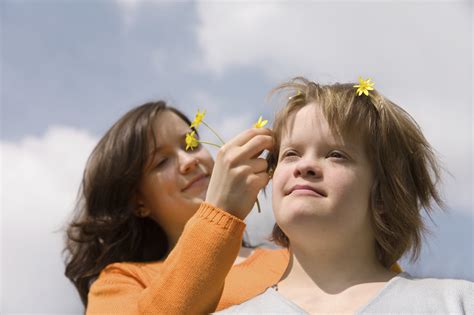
[205,128,273,219]
[187,109,270,214]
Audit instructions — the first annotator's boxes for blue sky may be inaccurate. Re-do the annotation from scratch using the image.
[2,0,274,140]
[1,0,473,313]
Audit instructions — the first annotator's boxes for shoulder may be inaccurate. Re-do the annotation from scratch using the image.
[92,260,164,288]
[398,273,473,309]
[397,273,473,294]
[363,272,474,314]
[226,247,289,287]
[254,247,290,262]
[101,260,159,275]
[221,247,289,307]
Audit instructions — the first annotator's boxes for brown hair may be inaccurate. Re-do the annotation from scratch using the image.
[268,77,444,268]
[63,101,195,306]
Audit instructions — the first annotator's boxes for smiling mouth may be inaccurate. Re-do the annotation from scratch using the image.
[288,185,326,197]
[182,174,209,191]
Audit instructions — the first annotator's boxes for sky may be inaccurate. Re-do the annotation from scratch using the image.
[1,0,473,313]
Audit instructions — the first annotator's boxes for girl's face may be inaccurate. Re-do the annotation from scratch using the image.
[272,104,375,242]
[137,110,214,233]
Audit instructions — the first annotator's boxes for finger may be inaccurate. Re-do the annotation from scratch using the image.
[225,127,272,148]
[247,171,271,191]
[239,135,274,160]
[246,158,268,174]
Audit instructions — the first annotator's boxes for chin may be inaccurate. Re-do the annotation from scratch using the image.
[275,207,312,228]
[191,197,204,206]
[277,200,331,222]
[181,199,203,214]
[199,191,208,200]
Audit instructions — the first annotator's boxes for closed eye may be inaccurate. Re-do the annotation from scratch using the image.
[155,157,168,169]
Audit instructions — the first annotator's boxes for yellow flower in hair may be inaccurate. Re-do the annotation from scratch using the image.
[190,109,206,129]
[289,89,302,100]
[353,77,375,96]
[185,131,199,151]
[253,116,268,128]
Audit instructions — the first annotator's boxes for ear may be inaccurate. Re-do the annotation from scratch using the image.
[370,180,385,215]
[134,204,151,218]
[133,192,151,218]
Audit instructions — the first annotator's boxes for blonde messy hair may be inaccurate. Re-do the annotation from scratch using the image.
[268,77,444,268]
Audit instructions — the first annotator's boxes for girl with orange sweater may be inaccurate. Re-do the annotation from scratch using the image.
[64,101,288,314]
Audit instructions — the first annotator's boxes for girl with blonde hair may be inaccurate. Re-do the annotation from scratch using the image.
[219,77,472,314]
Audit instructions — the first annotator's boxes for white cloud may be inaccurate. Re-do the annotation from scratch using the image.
[195,1,470,82]
[1,126,97,313]
[195,1,472,212]
[194,1,473,280]
[116,0,142,27]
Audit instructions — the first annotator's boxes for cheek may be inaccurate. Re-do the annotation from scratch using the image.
[152,170,177,195]
[330,167,355,188]
[272,164,291,197]
[148,172,178,214]
[329,169,372,205]
[198,150,214,170]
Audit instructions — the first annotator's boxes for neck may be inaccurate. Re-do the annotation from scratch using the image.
[279,236,394,294]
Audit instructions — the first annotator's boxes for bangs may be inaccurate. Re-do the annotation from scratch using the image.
[318,83,380,156]
[272,82,382,161]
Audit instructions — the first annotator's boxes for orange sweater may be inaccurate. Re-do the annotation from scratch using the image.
[87,203,289,314]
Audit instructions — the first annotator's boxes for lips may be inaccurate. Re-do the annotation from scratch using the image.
[287,184,326,197]
[182,174,208,191]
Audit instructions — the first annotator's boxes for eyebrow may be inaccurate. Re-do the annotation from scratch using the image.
[337,142,358,153]
[280,140,360,154]
[149,131,192,155]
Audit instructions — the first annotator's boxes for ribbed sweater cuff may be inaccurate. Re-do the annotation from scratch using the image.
[196,202,246,235]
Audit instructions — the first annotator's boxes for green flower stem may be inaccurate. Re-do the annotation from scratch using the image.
[202,121,226,145]
[198,117,261,213]
[256,197,261,213]
[198,141,222,149]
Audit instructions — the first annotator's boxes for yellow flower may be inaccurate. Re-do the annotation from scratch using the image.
[190,109,206,129]
[253,116,268,128]
[288,89,302,100]
[353,77,375,96]
[185,131,199,151]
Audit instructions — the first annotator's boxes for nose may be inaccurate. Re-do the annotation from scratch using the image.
[178,150,199,174]
[293,158,322,179]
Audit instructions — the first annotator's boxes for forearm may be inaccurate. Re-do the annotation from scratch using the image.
[87,203,245,315]
[138,203,245,314]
